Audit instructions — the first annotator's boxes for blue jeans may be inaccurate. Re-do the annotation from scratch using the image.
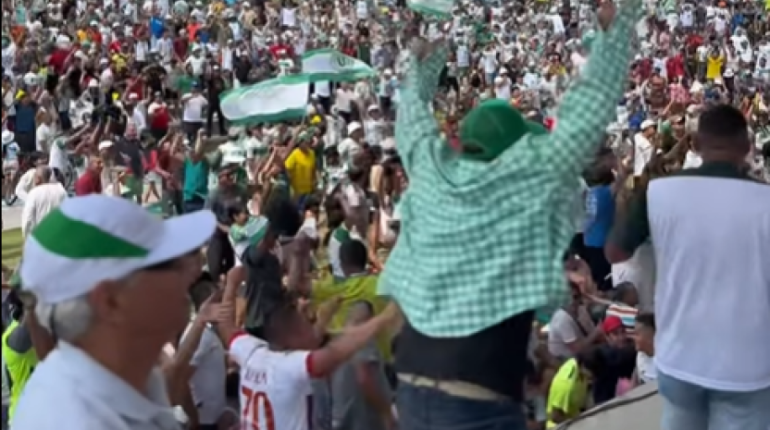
[659,370,770,430]
[396,381,528,430]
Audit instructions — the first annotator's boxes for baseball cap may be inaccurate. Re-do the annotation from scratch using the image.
[20,196,216,305]
[640,119,656,130]
[347,122,362,135]
[602,316,624,334]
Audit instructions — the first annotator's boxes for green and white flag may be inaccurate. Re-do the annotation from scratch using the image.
[301,49,377,82]
[220,75,309,124]
[406,0,452,18]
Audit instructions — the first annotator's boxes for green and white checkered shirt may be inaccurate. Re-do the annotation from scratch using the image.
[378,1,641,337]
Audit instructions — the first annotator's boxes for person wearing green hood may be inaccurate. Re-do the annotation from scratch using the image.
[378,0,641,428]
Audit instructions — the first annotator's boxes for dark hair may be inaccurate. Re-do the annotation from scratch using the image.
[323,197,345,246]
[339,239,367,271]
[225,200,249,223]
[612,282,636,302]
[188,272,217,312]
[575,347,606,375]
[697,104,748,142]
[303,195,321,213]
[262,300,299,342]
[263,196,302,238]
[635,312,656,331]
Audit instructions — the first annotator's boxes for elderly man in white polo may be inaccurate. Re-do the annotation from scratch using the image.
[11,195,216,430]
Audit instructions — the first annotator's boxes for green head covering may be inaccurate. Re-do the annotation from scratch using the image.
[459,100,548,161]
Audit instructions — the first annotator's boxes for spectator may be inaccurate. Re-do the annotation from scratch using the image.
[607,104,770,430]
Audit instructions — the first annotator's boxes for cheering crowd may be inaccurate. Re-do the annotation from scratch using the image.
[2,0,770,429]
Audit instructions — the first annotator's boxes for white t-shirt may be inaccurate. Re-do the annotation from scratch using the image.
[637,352,657,383]
[183,94,208,122]
[185,55,206,76]
[184,325,227,425]
[633,133,654,176]
[229,334,314,430]
[335,89,354,113]
[547,307,595,359]
[36,123,53,151]
[48,136,69,172]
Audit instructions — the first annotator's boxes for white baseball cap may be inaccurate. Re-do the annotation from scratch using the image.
[98,140,114,150]
[640,120,656,130]
[347,122,363,135]
[2,130,14,145]
[20,196,216,305]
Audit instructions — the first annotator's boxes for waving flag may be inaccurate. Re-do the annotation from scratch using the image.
[220,75,309,124]
[301,49,376,82]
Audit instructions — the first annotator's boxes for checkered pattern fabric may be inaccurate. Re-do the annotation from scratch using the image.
[378,1,642,337]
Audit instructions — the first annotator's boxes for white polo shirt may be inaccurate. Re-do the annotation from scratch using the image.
[619,163,770,392]
[12,342,179,429]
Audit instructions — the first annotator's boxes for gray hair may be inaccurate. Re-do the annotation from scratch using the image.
[34,294,94,342]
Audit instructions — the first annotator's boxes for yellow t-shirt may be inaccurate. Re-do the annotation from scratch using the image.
[546,358,589,429]
[76,29,88,43]
[284,147,316,195]
[706,55,724,80]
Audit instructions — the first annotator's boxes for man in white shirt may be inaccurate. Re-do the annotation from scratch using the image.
[14,153,49,203]
[21,167,68,238]
[185,45,206,77]
[633,120,656,178]
[12,196,217,430]
[182,84,208,141]
[335,83,355,124]
[607,105,770,430]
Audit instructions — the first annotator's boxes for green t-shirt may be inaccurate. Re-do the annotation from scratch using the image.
[176,75,195,95]
[183,157,212,202]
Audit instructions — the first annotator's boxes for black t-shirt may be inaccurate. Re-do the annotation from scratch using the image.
[207,76,227,105]
[145,65,166,94]
[242,245,289,332]
[592,344,637,405]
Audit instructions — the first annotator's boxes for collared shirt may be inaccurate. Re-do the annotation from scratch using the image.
[378,0,641,337]
[12,342,180,429]
[609,162,770,392]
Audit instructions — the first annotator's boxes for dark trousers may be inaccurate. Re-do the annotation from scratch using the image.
[318,96,332,115]
[183,121,204,144]
[206,103,226,137]
[207,228,235,281]
[15,131,36,153]
[167,189,184,216]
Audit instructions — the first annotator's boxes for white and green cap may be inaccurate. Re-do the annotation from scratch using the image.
[21,195,216,305]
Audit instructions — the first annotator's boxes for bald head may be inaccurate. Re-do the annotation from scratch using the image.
[35,166,53,185]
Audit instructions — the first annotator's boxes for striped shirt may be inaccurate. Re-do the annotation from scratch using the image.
[605,303,638,333]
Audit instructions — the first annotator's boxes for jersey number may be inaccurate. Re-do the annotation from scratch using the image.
[241,387,276,430]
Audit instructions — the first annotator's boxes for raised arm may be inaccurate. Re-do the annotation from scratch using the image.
[395,39,448,176]
[535,0,641,180]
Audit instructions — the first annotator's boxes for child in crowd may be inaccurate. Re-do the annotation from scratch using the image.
[226,201,269,266]
[633,313,657,384]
